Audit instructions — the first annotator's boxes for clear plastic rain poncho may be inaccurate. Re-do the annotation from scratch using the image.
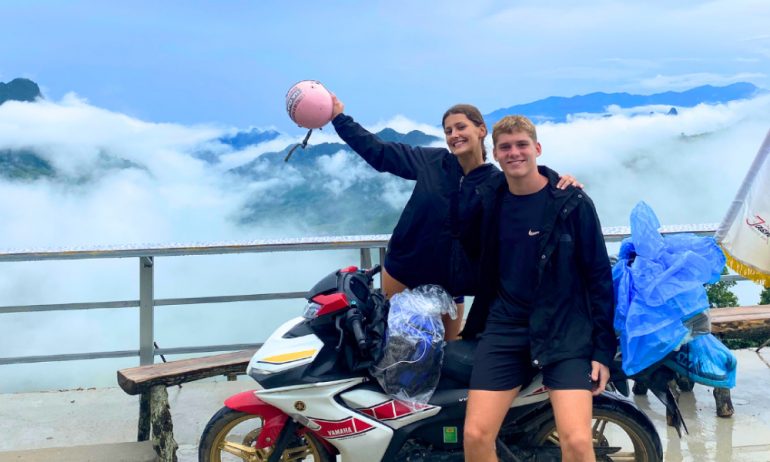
[370,285,457,406]
[613,202,737,388]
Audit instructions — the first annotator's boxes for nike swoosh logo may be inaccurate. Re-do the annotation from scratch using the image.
[528,230,540,236]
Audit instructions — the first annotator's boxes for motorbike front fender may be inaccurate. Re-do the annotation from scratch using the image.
[224,391,288,449]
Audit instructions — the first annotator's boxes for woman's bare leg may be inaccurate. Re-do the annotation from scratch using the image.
[382,267,461,340]
[443,303,464,340]
[381,266,408,300]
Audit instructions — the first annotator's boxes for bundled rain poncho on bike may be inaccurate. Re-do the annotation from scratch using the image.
[371,285,457,406]
[613,202,737,388]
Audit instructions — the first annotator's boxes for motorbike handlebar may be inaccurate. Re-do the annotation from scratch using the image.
[364,264,381,280]
[345,308,368,354]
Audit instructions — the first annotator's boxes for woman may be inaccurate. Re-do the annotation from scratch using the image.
[330,97,580,339]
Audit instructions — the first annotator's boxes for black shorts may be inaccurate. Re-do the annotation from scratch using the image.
[469,331,594,391]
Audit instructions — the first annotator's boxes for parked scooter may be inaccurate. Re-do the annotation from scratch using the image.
[199,265,663,461]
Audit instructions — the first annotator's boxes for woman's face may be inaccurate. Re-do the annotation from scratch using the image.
[444,113,486,159]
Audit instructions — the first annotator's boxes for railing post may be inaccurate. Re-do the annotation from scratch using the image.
[360,248,372,269]
[138,256,155,442]
[139,256,155,366]
[379,247,386,288]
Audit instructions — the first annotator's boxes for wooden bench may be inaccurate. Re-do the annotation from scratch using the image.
[116,348,258,462]
[710,305,770,342]
[711,305,770,417]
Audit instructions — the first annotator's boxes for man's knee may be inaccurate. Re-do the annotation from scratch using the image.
[559,430,593,458]
[463,420,497,449]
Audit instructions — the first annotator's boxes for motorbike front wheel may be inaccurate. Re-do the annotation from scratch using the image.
[199,406,333,462]
[528,403,662,462]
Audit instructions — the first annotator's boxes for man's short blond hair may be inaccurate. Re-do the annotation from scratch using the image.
[492,115,537,146]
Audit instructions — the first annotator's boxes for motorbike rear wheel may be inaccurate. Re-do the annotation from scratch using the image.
[528,404,662,462]
[199,406,333,462]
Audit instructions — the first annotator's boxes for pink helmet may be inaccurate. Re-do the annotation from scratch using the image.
[285,80,334,129]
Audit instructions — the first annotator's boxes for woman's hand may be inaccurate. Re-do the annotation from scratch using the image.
[557,174,583,190]
[331,94,345,119]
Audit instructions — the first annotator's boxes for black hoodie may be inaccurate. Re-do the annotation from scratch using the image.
[332,113,497,294]
[461,165,617,368]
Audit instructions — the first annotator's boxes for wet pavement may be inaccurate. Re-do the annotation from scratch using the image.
[635,348,770,461]
[0,348,768,461]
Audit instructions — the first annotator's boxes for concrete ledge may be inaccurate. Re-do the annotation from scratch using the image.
[0,441,157,462]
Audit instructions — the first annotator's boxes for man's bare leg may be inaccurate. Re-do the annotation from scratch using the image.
[464,388,520,462]
[549,389,594,462]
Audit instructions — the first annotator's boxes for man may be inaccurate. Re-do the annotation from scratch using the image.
[460,115,616,462]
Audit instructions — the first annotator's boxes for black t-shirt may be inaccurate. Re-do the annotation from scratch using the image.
[486,185,549,331]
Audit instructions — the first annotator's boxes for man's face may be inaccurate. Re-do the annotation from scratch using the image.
[493,131,542,178]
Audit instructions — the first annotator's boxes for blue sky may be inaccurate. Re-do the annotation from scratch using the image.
[2,0,769,133]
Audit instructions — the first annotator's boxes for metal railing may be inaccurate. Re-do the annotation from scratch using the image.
[0,224,734,367]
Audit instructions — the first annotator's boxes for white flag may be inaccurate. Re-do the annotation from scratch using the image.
[716,129,770,285]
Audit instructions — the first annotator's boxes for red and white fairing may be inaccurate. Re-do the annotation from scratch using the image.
[340,388,440,429]
[257,378,396,461]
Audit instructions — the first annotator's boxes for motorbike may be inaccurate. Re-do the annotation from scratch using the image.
[199,265,663,462]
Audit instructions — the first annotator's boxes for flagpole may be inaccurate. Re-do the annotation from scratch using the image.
[715,128,770,241]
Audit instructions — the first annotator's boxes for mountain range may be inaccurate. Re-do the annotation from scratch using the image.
[228,82,764,231]
[230,127,442,233]
[0,78,42,105]
[0,78,765,230]
[484,82,762,123]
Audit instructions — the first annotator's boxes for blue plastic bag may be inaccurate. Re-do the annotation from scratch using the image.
[370,285,457,406]
[664,333,737,388]
[613,202,736,388]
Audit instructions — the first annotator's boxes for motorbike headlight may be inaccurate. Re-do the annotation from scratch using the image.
[302,301,321,319]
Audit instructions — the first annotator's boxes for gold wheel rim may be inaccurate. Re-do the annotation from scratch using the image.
[209,412,323,462]
[537,411,649,462]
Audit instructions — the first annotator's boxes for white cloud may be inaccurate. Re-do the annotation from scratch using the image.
[3,90,770,392]
[638,73,767,91]
[740,34,770,42]
[0,96,250,247]
[0,97,368,392]
[381,178,415,210]
[216,135,295,171]
[316,150,379,195]
[536,95,770,227]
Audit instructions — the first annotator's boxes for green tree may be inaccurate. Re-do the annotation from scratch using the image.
[760,284,770,305]
[706,267,739,308]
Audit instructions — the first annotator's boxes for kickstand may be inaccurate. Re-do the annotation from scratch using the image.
[496,438,537,462]
[756,337,770,353]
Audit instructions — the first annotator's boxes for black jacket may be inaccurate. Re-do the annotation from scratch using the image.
[460,166,617,367]
[332,113,497,294]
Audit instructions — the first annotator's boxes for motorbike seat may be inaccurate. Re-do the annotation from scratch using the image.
[438,339,538,392]
[440,339,478,384]
[428,388,467,407]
